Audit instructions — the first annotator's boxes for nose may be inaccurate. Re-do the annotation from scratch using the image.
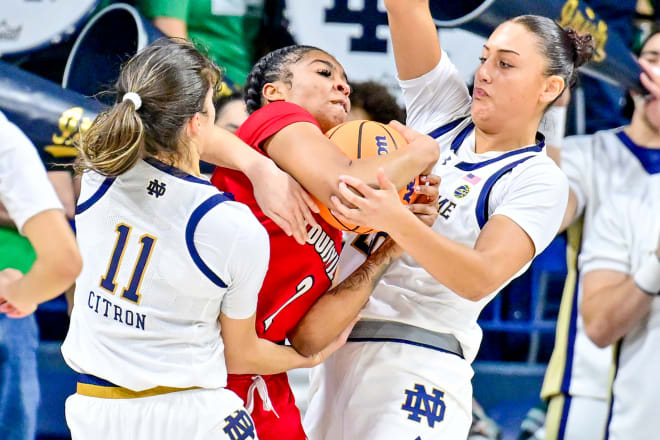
[476,61,492,84]
[336,79,350,96]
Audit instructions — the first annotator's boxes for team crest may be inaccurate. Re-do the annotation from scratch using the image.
[223,409,256,440]
[401,383,446,428]
[454,184,470,199]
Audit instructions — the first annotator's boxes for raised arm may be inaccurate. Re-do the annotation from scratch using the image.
[263,121,438,207]
[384,0,442,80]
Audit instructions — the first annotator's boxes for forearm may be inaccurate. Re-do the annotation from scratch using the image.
[289,238,400,356]
[583,276,653,348]
[8,256,79,307]
[201,126,274,180]
[225,338,311,375]
[387,211,516,301]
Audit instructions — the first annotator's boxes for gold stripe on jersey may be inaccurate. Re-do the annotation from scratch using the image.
[77,382,200,399]
[541,217,584,399]
[544,393,567,440]
[603,339,622,438]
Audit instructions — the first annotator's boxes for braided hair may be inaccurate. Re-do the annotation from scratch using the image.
[244,45,323,114]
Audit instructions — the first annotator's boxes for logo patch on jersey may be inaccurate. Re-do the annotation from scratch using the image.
[223,409,256,440]
[462,173,481,184]
[453,184,470,199]
[146,179,167,198]
[401,383,446,428]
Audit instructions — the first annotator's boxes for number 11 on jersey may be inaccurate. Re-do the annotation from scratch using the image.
[100,223,157,304]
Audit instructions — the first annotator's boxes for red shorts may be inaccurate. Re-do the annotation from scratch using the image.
[227,372,306,440]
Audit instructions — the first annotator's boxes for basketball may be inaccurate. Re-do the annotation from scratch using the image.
[313,120,420,234]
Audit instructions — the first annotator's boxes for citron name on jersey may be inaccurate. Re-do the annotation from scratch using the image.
[87,290,146,330]
[306,224,339,280]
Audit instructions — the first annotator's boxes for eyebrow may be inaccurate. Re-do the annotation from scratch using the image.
[641,50,660,57]
[309,59,349,83]
[482,44,521,56]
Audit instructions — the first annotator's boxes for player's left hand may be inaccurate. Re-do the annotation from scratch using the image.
[409,174,440,227]
[0,268,36,318]
[330,168,413,233]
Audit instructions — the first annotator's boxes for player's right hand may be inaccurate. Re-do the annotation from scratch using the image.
[0,268,36,318]
[388,121,439,174]
[251,159,319,245]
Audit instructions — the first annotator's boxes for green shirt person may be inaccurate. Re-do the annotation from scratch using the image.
[137,0,264,85]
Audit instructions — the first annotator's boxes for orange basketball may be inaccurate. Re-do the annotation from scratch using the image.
[313,120,420,234]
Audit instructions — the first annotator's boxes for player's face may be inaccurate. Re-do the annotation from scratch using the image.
[279,51,351,133]
[215,99,248,133]
[637,34,660,129]
[471,22,550,133]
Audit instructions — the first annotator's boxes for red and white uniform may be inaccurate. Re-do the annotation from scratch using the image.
[211,101,342,440]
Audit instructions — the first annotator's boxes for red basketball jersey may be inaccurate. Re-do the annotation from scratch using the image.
[211,101,342,343]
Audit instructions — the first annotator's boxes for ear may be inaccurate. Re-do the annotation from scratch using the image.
[186,113,203,137]
[262,82,288,104]
[540,75,565,105]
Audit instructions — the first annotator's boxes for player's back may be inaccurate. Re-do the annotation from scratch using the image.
[62,157,266,391]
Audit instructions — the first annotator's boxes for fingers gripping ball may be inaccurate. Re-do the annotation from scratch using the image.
[314,120,420,234]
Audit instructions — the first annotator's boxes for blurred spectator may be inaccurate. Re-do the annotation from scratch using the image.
[214,91,248,132]
[0,111,81,439]
[136,0,295,86]
[530,27,660,440]
[347,80,405,123]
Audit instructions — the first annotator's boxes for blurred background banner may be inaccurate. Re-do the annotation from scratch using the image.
[287,0,643,95]
[0,61,102,168]
[62,3,164,101]
[0,0,99,56]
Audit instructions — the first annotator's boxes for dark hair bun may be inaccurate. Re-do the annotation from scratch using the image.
[565,28,595,68]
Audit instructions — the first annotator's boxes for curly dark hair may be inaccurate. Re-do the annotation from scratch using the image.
[349,81,406,124]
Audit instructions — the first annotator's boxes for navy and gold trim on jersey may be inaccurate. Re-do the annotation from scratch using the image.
[76,177,115,214]
[186,194,233,288]
[603,339,623,440]
[144,157,215,186]
[76,374,199,399]
[542,218,584,403]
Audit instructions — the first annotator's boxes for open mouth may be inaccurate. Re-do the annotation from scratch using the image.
[331,100,349,113]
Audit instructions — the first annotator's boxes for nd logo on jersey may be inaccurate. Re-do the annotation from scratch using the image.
[223,409,256,440]
[401,383,446,428]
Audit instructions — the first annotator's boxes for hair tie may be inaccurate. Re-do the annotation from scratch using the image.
[122,92,142,110]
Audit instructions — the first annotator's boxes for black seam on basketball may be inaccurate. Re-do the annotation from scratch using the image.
[357,121,367,159]
[381,125,400,151]
[330,210,357,231]
[327,125,340,139]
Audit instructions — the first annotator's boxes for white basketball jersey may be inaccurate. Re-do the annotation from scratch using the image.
[337,51,568,363]
[579,174,660,439]
[544,129,660,400]
[62,158,269,391]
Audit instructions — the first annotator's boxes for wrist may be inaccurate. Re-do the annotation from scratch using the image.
[634,252,660,296]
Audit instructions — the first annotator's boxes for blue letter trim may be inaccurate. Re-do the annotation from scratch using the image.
[76,177,115,214]
[186,194,232,288]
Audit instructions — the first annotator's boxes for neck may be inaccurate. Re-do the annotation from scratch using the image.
[154,148,201,176]
[625,111,660,149]
[474,123,539,154]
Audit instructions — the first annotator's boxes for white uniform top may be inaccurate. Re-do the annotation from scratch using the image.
[0,110,62,232]
[62,158,269,391]
[579,174,660,439]
[337,51,568,363]
[544,129,660,400]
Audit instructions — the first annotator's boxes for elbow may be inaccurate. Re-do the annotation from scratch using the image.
[288,327,320,358]
[456,275,501,302]
[584,318,613,348]
[45,243,82,287]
